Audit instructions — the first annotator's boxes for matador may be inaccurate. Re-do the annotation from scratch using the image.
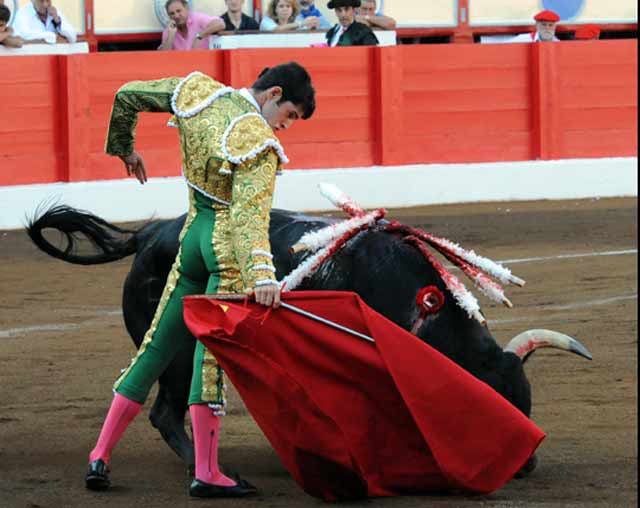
[84,62,316,498]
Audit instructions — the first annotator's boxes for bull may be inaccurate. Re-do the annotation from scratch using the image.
[26,204,592,478]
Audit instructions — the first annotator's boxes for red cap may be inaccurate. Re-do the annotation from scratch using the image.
[534,10,560,22]
[575,24,601,40]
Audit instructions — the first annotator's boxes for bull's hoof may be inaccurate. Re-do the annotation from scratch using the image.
[514,454,538,479]
[85,459,111,491]
[189,477,258,498]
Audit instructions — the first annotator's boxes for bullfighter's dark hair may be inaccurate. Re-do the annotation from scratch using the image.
[0,4,11,23]
[252,62,316,120]
[165,0,188,11]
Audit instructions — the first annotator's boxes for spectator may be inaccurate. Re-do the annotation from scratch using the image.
[0,4,23,48]
[508,10,560,43]
[13,0,77,44]
[260,0,317,31]
[326,0,378,47]
[575,24,600,40]
[356,0,396,30]
[296,0,331,30]
[159,0,224,50]
[221,0,259,31]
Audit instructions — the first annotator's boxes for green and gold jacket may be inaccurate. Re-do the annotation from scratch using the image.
[105,72,287,289]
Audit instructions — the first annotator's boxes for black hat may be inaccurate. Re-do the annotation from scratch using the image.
[327,0,361,9]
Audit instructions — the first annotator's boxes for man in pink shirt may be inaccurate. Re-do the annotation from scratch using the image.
[159,0,224,51]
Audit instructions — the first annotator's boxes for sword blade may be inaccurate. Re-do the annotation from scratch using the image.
[280,302,375,344]
[194,293,376,344]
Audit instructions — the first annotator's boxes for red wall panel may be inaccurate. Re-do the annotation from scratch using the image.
[223,47,378,169]
[554,40,638,159]
[398,44,534,164]
[77,51,225,182]
[0,41,636,187]
[0,56,63,185]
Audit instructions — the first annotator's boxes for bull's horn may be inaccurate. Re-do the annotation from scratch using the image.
[504,329,593,361]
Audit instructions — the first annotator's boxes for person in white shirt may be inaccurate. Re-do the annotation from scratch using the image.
[13,0,77,44]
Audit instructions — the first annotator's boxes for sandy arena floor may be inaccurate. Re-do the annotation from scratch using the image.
[0,197,637,508]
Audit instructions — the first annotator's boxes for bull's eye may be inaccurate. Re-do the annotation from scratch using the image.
[415,286,445,315]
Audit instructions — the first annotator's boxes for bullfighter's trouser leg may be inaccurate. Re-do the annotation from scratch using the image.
[114,190,232,407]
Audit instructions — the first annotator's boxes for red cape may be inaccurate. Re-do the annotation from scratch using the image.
[183,291,544,501]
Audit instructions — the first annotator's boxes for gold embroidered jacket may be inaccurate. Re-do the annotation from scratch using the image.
[105,72,287,288]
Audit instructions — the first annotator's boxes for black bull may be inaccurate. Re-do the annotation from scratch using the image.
[27,205,590,478]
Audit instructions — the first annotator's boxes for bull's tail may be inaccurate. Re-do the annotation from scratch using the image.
[26,204,140,265]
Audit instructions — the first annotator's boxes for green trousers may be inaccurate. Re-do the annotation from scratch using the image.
[114,190,239,408]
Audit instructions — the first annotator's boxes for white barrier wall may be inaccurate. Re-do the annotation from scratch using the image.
[1,158,636,230]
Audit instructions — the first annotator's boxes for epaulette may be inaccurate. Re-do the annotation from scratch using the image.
[171,71,234,119]
[221,113,289,165]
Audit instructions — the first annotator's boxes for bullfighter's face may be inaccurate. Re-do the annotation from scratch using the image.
[261,87,304,132]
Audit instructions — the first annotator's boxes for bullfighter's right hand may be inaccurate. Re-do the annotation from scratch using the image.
[120,151,147,185]
[252,284,281,308]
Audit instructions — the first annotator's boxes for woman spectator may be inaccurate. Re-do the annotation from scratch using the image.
[260,0,319,31]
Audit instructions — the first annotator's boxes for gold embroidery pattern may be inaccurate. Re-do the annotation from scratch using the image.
[230,150,279,288]
[113,190,198,391]
[201,350,225,403]
[212,208,244,294]
[174,73,226,114]
[179,97,252,202]
[201,204,241,404]
[224,114,283,162]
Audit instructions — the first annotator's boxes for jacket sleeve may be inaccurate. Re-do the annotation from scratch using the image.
[225,115,287,289]
[105,77,182,157]
[229,149,280,289]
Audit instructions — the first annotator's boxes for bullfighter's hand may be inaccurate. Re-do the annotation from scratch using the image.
[253,284,281,308]
[120,151,148,184]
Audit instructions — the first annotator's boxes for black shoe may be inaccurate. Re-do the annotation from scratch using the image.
[189,476,258,498]
[85,459,111,491]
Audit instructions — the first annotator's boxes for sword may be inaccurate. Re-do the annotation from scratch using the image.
[195,293,376,344]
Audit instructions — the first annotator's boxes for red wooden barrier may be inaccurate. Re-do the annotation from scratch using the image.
[0,41,636,187]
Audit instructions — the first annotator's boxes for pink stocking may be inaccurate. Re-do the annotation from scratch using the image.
[89,393,143,464]
[190,404,236,486]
